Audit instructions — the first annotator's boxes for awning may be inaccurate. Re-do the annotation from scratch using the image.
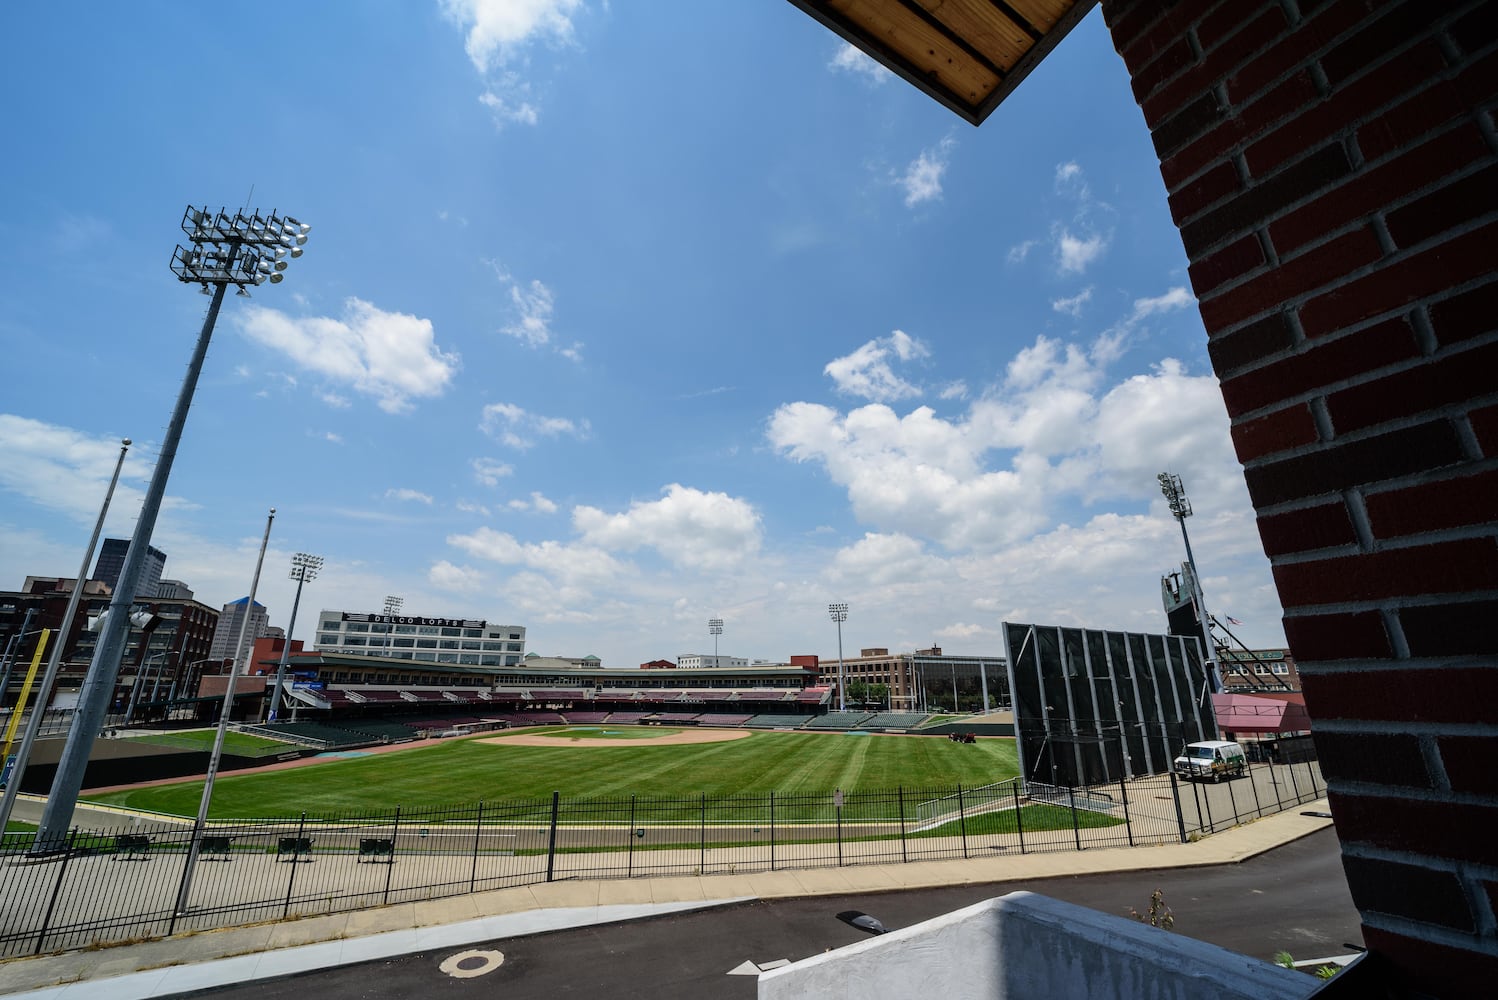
[1212,692,1312,734]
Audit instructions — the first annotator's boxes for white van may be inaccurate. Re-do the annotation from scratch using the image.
[1173,740,1247,782]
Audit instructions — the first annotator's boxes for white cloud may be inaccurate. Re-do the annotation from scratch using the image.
[830,42,891,84]
[1130,286,1195,319]
[428,559,486,593]
[508,491,558,514]
[824,330,930,402]
[899,137,955,208]
[480,403,590,450]
[0,415,158,528]
[1051,287,1093,317]
[1054,229,1109,274]
[502,277,556,348]
[1054,160,1089,200]
[938,380,969,401]
[441,0,583,74]
[457,499,492,516]
[1006,240,1036,264]
[385,488,434,505]
[472,457,514,487]
[234,298,460,414]
[322,431,343,444]
[448,526,627,586]
[572,484,762,572]
[319,391,351,409]
[479,89,539,126]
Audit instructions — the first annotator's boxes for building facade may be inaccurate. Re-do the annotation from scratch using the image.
[91,538,167,598]
[676,653,749,669]
[814,646,1007,713]
[1217,648,1301,693]
[208,597,272,671]
[313,609,526,668]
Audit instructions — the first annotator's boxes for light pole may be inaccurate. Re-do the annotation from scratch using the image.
[176,508,275,915]
[267,553,322,722]
[0,610,41,711]
[708,618,723,666]
[0,439,131,837]
[126,650,172,722]
[1158,472,1221,695]
[382,595,403,656]
[34,206,309,852]
[828,603,848,713]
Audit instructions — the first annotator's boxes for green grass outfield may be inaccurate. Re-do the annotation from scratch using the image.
[122,730,291,756]
[86,728,1019,819]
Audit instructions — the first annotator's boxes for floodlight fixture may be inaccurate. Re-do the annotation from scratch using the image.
[267,552,323,725]
[382,595,404,655]
[828,603,849,712]
[708,617,723,661]
[1158,472,1192,520]
[1158,471,1219,696]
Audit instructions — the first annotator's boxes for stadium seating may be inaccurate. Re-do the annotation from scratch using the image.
[858,712,931,729]
[695,713,753,726]
[802,712,875,730]
[736,691,793,701]
[604,711,649,724]
[506,710,566,726]
[649,712,701,723]
[528,689,590,701]
[742,714,812,729]
[562,711,611,724]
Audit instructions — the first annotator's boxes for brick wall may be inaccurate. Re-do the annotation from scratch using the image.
[1102,2,1498,996]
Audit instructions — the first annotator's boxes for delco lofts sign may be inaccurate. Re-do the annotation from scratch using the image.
[343,612,486,629]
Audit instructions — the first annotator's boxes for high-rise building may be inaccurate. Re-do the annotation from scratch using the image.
[209,597,272,671]
[155,579,194,601]
[313,609,525,667]
[92,538,167,598]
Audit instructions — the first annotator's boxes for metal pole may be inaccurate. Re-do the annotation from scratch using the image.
[175,508,275,915]
[382,806,400,904]
[545,791,559,881]
[267,562,313,722]
[1167,770,1188,844]
[836,620,846,712]
[1012,779,1026,854]
[0,609,38,709]
[282,812,307,919]
[1069,785,1082,851]
[957,784,968,859]
[36,267,236,851]
[1119,774,1134,847]
[897,786,907,864]
[470,802,483,892]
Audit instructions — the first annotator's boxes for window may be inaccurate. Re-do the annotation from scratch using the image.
[1272,664,1290,675]
[463,629,481,638]
[346,622,370,633]
[442,627,462,637]
[509,633,521,640]
[318,633,339,645]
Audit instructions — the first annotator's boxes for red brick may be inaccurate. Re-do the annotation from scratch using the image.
[1188,234,1265,295]
[1386,163,1498,249]
[1283,611,1393,661]
[1206,312,1295,375]
[1400,601,1498,657]
[1244,42,1448,177]
[1201,226,1382,331]
[1166,161,1241,225]
[1245,420,1464,508]
[1195,1,1279,56]
[1365,469,1498,539]
[1298,219,1498,338]
[1267,124,1487,255]
[1330,792,1498,863]
[1359,926,1498,1000]
[1107,0,1185,58]
[1142,6,1288,126]
[1220,316,1416,416]
[1182,142,1353,259]
[1318,4,1449,89]
[1129,35,1198,108]
[1273,538,1498,606]
[1439,735,1498,796]
[1162,70,1320,191]
[1224,1,1370,106]
[1303,666,1498,723]
[1471,403,1498,456]
[1151,91,1224,159]
[1428,278,1498,347]
[1230,402,1319,464]
[1327,340,1498,434]
[1357,77,1473,161]
[1340,854,1473,930]
[1255,500,1355,556]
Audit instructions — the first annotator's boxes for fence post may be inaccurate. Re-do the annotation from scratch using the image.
[1309,757,1322,798]
[382,805,401,905]
[1068,785,1082,851]
[470,802,483,892]
[167,823,196,936]
[957,784,969,859]
[546,792,560,882]
[1118,775,1134,847]
[33,828,77,956]
[1227,775,1240,827]
[282,812,307,919]
[769,791,776,872]
[897,787,907,864]
[1287,757,1303,804]
[627,795,637,878]
[1012,780,1026,854]
[1247,765,1264,818]
[1270,759,1284,813]
[1201,777,1215,832]
[835,789,843,867]
[1167,770,1188,844]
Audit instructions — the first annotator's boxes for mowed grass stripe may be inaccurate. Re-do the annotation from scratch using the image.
[86,729,1019,819]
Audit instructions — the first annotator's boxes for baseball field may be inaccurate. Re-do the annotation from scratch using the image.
[86,726,1021,819]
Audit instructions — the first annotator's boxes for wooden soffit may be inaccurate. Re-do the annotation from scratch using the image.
[788,0,1098,125]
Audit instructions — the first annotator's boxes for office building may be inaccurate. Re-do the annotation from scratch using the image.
[92,538,167,598]
[313,609,526,667]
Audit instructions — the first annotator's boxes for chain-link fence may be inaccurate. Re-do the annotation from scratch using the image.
[0,756,1324,958]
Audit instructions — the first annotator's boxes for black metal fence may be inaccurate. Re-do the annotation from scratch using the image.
[0,757,1323,959]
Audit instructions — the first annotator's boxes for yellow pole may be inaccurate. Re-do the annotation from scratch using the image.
[2,629,51,766]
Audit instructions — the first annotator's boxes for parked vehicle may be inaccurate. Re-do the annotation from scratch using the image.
[1173,740,1247,781]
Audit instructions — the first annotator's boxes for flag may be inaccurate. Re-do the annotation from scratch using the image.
[1225,616,1243,626]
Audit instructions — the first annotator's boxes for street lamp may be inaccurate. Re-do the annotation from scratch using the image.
[267,553,322,722]
[708,618,723,665]
[1158,472,1220,695]
[126,650,172,722]
[35,206,310,852]
[828,603,849,713]
[382,595,403,656]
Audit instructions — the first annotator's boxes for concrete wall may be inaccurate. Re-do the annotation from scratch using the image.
[758,891,1310,1000]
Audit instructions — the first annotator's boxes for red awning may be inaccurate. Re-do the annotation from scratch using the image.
[1212,692,1312,734]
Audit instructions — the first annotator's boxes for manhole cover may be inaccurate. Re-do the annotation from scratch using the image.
[439,948,506,979]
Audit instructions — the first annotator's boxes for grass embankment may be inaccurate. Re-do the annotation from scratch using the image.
[123,730,293,757]
[86,729,1020,819]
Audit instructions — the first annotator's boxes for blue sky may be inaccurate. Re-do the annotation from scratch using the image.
[0,2,1287,668]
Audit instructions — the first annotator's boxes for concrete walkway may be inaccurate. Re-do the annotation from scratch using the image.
[0,801,1335,999]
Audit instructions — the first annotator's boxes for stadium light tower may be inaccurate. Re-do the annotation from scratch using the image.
[382,595,404,655]
[828,603,849,712]
[35,207,310,852]
[708,618,723,664]
[267,553,323,722]
[1158,472,1221,694]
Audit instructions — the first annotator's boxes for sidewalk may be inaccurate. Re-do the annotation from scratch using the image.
[0,801,1335,999]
